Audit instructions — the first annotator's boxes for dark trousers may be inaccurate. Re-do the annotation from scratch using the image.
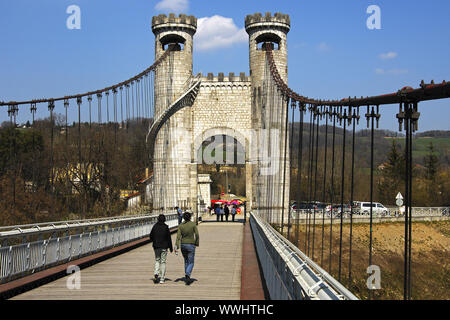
[232,214,236,222]
[225,214,229,222]
[220,214,224,222]
[216,213,220,222]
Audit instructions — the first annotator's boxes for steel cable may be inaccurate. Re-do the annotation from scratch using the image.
[321,106,329,266]
[312,106,320,261]
[280,96,290,236]
[329,107,337,273]
[305,107,313,253]
[348,106,359,288]
[368,105,375,300]
[295,103,305,247]
[287,100,296,240]
[338,107,347,282]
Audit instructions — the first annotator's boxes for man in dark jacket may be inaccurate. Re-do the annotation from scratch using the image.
[224,205,230,222]
[149,214,173,284]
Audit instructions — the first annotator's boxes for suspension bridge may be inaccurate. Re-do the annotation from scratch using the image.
[0,12,449,301]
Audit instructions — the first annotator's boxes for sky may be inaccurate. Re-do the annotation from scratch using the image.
[0,0,449,132]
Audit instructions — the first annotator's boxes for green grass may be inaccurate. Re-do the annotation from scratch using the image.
[385,136,450,161]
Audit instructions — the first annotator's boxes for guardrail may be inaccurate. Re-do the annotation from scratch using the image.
[398,207,450,217]
[250,212,358,300]
[291,207,450,220]
[0,213,178,284]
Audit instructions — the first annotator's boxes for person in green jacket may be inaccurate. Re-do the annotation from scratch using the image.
[175,212,199,285]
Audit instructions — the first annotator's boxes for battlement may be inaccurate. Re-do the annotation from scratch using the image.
[152,13,197,31]
[245,12,290,32]
[197,72,251,83]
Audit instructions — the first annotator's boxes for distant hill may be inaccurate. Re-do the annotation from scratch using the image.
[415,130,450,138]
[289,123,450,168]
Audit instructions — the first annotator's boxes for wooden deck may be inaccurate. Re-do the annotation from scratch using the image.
[11,219,244,300]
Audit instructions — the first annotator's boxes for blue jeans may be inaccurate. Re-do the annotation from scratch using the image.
[181,244,196,277]
[178,215,183,225]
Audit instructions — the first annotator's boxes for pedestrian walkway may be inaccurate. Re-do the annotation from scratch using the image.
[11,222,244,300]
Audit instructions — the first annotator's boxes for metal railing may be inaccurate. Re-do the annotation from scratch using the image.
[250,211,358,300]
[291,206,450,220]
[399,207,450,217]
[0,213,178,284]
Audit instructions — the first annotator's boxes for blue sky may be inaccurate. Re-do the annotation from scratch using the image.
[0,0,449,131]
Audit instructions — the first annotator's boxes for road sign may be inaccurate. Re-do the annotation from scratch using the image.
[396,192,403,207]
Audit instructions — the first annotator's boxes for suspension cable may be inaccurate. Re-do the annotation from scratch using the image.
[338,106,348,282]
[280,95,290,235]
[329,107,337,273]
[305,106,314,254]
[348,105,359,288]
[367,105,375,300]
[312,105,320,261]
[0,45,174,107]
[287,99,296,240]
[295,103,305,247]
[320,106,329,266]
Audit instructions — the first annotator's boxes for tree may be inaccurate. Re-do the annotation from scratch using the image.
[424,142,439,181]
[422,142,441,206]
[378,140,405,204]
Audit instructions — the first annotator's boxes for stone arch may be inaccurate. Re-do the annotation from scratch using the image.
[159,34,186,51]
[192,126,250,164]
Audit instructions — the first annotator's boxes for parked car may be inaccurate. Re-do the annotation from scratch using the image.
[354,202,389,216]
[326,204,351,216]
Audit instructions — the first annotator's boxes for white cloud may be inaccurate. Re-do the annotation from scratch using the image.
[375,68,408,75]
[295,42,308,48]
[194,15,248,51]
[317,42,330,52]
[379,51,398,60]
[155,0,188,13]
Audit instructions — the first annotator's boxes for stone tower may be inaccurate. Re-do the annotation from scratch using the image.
[149,12,291,223]
[151,14,197,212]
[245,12,291,223]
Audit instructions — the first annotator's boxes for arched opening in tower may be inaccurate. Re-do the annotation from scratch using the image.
[196,135,246,215]
[160,34,186,51]
[255,33,281,51]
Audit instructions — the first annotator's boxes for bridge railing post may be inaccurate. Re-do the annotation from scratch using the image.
[243,202,247,225]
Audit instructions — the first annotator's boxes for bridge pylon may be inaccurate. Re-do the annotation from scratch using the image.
[151,14,198,213]
[246,12,291,224]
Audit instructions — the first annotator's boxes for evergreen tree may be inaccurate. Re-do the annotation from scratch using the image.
[424,142,439,181]
[378,140,405,204]
[423,142,441,206]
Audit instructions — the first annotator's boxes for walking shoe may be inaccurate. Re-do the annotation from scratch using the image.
[153,274,160,284]
[185,275,193,286]
[159,279,165,284]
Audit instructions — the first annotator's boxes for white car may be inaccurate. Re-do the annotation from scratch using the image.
[355,202,389,216]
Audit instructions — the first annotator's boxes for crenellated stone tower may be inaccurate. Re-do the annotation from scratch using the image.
[246,12,291,223]
[151,14,197,212]
[150,12,290,223]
